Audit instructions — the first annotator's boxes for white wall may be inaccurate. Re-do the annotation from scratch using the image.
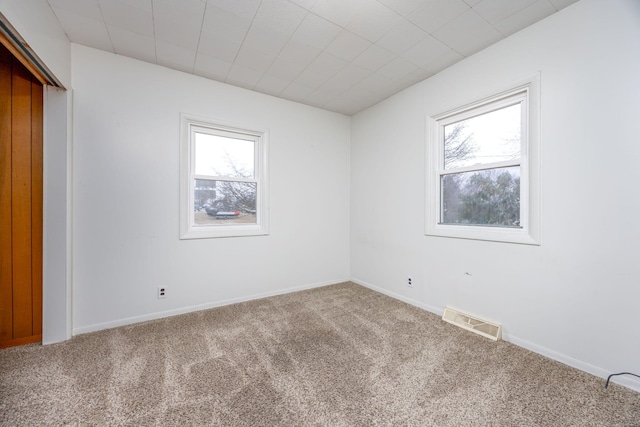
[351,0,640,391]
[71,44,350,333]
[5,0,639,392]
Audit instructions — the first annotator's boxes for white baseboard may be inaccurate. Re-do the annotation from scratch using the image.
[350,277,640,394]
[504,333,640,393]
[72,278,348,336]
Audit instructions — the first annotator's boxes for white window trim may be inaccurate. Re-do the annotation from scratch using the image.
[425,74,541,245]
[180,114,269,239]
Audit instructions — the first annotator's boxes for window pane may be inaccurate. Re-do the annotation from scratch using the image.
[444,104,521,169]
[194,179,217,212]
[195,132,254,178]
[193,180,257,225]
[441,167,520,227]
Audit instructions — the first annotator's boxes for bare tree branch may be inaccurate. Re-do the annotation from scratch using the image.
[444,123,476,168]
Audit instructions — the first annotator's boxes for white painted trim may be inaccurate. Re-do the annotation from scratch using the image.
[425,73,541,245]
[66,88,74,342]
[72,278,348,335]
[351,277,640,393]
[42,87,73,344]
[504,333,640,393]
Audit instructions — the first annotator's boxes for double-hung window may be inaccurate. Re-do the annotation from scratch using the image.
[180,115,269,239]
[426,76,540,244]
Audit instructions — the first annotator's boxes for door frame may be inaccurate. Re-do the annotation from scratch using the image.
[1,12,72,345]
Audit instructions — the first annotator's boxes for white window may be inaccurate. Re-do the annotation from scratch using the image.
[180,115,269,239]
[426,75,540,245]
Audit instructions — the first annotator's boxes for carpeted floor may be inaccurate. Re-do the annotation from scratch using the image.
[1,282,638,426]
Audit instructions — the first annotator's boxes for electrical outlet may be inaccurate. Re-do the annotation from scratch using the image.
[157,286,167,299]
[407,276,413,288]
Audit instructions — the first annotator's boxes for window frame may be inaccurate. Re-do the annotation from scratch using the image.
[426,75,541,245]
[180,114,269,239]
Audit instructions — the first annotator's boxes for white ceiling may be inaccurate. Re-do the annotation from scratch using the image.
[46,0,578,115]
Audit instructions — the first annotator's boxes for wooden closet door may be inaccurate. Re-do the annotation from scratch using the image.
[0,42,43,349]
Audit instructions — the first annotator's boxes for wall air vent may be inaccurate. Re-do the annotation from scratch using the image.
[442,307,502,341]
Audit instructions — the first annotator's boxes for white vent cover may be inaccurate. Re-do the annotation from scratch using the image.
[442,307,502,341]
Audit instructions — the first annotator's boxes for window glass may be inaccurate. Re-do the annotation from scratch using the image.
[444,103,521,169]
[193,180,257,226]
[194,133,255,178]
[441,167,520,227]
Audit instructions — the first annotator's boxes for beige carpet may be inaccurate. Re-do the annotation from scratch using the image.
[1,282,638,426]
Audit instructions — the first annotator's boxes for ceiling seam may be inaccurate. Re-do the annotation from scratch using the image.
[151,0,157,64]
[192,0,208,74]
[222,0,265,83]
[96,0,115,55]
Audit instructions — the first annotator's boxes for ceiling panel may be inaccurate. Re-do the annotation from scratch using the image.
[324,30,372,62]
[277,41,322,65]
[352,44,395,72]
[53,8,113,52]
[242,25,290,57]
[400,35,451,70]
[322,64,372,93]
[155,40,196,73]
[311,0,367,28]
[291,68,329,89]
[408,0,470,33]
[494,0,556,36]
[398,68,434,87]
[48,0,103,21]
[47,0,580,115]
[290,14,341,50]
[289,0,318,9]
[109,25,156,63]
[304,89,340,108]
[194,53,232,81]
[473,0,540,24]
[98,0,154,36]
[201,6,252,44]
[253,0,308,35]
[115,0,152,11]
[208,0,262,20]
[548,0,580,8]
[255,74,291,96]
[422,49,464,74]
[377,0,425,17]
[432,9,503,57]
[346,0,402,42]
[226,64,262,89]
[152,0,205,51]
[377,19,429,55]
[306,52,349,77]
[376,56,419,81]
[265,57,308,81]
[280,81,317,102]
[234,45,277,74]
[197,30,242,63]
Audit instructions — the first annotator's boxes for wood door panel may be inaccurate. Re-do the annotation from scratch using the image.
[0,43,42,348]
[0,45,12,342]
[11,63,33,338]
